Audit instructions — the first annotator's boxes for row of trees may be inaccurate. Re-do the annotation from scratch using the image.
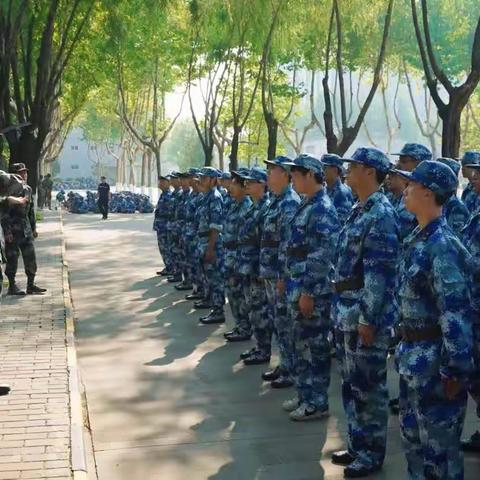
[0,0,479,190]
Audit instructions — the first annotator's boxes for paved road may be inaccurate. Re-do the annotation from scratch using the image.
[63,213,480,480]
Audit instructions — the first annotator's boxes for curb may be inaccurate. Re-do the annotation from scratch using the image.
[59,211,89,480]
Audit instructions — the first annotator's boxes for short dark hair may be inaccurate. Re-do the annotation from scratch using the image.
[434,192,449,206]
[375,170,387,185]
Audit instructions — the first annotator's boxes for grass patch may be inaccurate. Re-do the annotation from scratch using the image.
[35,211,44,222]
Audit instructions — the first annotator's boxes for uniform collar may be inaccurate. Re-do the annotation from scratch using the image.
[360,190,383,212]
[408,215,445,244]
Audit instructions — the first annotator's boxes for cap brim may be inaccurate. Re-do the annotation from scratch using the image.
[391,169,414,182]
[463,164,480,169]
[342,158,363,165]
[264,159,290,169]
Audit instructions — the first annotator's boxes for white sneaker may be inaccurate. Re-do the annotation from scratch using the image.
[289,403,329,422]
[282,396,299,412]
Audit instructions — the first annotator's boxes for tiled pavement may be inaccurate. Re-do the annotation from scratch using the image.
[0,213,72,480]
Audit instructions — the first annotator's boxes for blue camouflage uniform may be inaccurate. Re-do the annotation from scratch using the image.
[182,168,202,286]
[153,182,174,272]
[460,151,480,214]
[396,196,417,242]
[260,156,301,380]
[394,161,473,480]
[322,154,354,223]
[236,167,271,358]
[196,168,225,313]
[167,178,184,276]
[178,181,193,284]
[224,171,253,336]
[461,162,480,439]
[333,148,400,471]
[437,157,470,236]
[283,155,341,413]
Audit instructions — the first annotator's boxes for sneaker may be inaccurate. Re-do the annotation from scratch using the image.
[282,396,299,412]
[462,431,480,452]
[7,284,26,296]
[289,403,329,422]
[26,285,47,295]
[240,347,257,360]
[0,385,11,396]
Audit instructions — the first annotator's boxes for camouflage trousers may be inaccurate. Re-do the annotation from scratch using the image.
[5,237,37,283]
[265,279,292,375]
[468,322,480,415]
[289,301,331,410]
[340,331,389,468]
[167,228,181,274]
[399,373,467,480]
[201,256,225,311]
[156,232,173,272]
[226,274,250,335]
[242,277,271,355]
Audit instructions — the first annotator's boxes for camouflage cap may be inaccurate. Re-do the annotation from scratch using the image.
[284,154,324,176]
[264,155,293,171]
[221,171,232,180]
[391,143,432,163]
[460,151,480,166]
[321,153,344,169]
[231,167,251,180]
[197,166,222,178]
[242,166,268,183]
[437,157,460,178]
[344,147,391,174]
[393,160,457,197]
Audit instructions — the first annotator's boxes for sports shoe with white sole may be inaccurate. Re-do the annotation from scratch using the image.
[282,396,299,412]
[289,403,329,422]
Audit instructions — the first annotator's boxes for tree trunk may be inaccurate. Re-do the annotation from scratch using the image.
[147,150,152,187]
[153,147,161,177]
[11,130,41,193]
[204,144,214,166]
[228,127,241,170]
[265,113,278,160]
[440,98,463,158]
[141,150,147,190]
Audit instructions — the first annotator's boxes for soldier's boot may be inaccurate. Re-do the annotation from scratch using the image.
[7,278,26,296]
[243,350,270,365]
[225,330,251,343]
[0,385,10,396]
[199,309,225,325]
[175,282,193,291]
[26,277,47,295]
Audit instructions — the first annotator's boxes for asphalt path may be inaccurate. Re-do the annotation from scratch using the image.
[63,212,480,480]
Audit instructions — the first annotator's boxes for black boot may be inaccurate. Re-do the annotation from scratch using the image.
[199,310,225,325]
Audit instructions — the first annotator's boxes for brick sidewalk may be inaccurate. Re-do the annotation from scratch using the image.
[0,212,75,480]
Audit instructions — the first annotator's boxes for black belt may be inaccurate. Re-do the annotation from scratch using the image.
[198,231,210,238]
[224,241,237,249]
[287,246,308,258]
[399,324,442,343]
[332,277,364,293]
[239,239,259,247]
[261,240,279,248]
